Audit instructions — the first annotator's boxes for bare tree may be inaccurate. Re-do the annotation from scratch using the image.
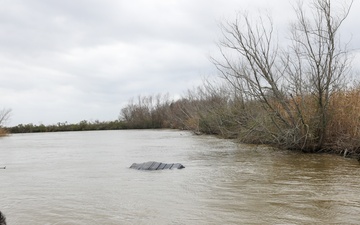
[119,94,173,129]
[0,108,11,136]
[288,0,353,150]
[0,108,11,127]
[212,0,353,151]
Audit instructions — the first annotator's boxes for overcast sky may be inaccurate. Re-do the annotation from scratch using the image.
[0,0,359,126]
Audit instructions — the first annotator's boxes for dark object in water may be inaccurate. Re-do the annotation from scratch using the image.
[130,161,185,170]
[0,166,5,169]
[0,211,6,225]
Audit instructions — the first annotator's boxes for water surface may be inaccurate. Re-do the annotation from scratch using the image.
[1,130,360,224]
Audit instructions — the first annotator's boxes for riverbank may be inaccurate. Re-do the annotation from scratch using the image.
[5,87,360,161]
[5,122,360,163]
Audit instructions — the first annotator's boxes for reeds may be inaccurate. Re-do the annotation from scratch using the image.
[326,87,360,154]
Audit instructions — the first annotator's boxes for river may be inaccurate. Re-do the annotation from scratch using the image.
[0,130,360,224]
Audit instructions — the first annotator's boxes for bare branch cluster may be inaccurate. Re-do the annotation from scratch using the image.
[212,0,354,151]
[0,108,11,126]
[0,108,11,136]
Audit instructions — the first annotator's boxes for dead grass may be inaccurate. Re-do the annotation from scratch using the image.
[258,88,360,153]
[327,87,360,153]
[0,128,8,137]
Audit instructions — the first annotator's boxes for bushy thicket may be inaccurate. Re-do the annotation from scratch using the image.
[118,82,360,156]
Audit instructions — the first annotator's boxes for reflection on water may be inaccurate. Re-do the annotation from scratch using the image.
[1,130,360,224]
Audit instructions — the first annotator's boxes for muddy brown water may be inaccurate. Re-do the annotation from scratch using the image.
[1,130,360,224]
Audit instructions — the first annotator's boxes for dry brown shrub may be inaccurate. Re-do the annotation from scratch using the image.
[184,117,199,132]
[326,87,360,152]
[0,128,8,137]
[264,95,320,149]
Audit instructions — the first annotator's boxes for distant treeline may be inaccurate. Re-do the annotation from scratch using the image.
[7,120,128,133]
